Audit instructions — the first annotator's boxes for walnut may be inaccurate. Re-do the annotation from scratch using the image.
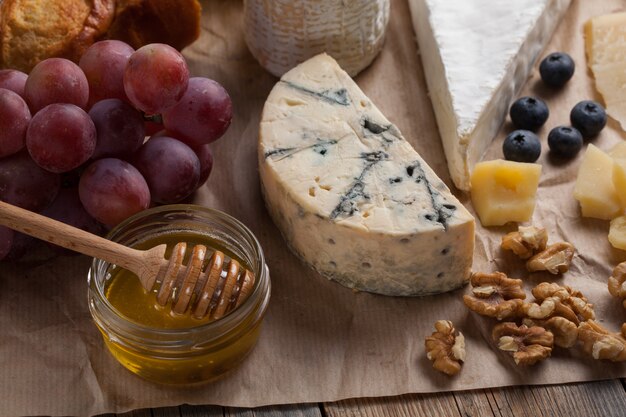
[524,282,594,325]
[492,322,553,366]
[463,272,527,320]
[578,320,626,361]
[522,317,578,348]
[608,262,626,308]
[425,320,465,376]
[526,242,575,274]
[501,226,548,259]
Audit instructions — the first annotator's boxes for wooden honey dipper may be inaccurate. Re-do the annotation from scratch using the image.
[0,200,255,320]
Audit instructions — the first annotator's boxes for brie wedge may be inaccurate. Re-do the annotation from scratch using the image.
[409,0,571,191]
[259,54,475,296]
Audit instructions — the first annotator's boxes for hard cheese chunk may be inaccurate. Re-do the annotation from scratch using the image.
[259,53,475,296]
[470,160,541,227]
[610,143,626,210]
[609,142,626,159]
[585,13,626,131]
[609,216,626,251]
[613,158,626,209]
[574,144,621,220]
[409,0,571,190]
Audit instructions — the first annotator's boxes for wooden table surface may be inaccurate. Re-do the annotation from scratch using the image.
[105,380,626,417]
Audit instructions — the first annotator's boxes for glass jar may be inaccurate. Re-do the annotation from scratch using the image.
[88,205,270,384]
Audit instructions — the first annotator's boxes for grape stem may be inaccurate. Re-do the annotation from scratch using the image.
[143,112,163,124]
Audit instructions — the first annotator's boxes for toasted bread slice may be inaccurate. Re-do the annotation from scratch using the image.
[0,0,115,72]
[107,0,201,51]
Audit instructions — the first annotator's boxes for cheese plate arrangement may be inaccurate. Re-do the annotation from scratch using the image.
[2,0,626,415]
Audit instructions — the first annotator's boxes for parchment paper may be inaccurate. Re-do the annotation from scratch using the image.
[2,0,626,415]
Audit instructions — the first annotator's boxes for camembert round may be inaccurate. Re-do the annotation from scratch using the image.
[243,0,390,77]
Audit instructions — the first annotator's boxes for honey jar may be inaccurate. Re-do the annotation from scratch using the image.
[87,205,270,384]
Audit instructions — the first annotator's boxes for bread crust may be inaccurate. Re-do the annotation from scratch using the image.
[0,0,200,71]
[106,0,201,51]
[0,0,115,72]
[69,0,116,61]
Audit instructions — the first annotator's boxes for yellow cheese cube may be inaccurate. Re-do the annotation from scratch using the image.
[609,142,626,159]
[470,159,541,227]
[585,13,626,131]
[574,144,621,220]
[609,216,626,250]
[613,158,626,208]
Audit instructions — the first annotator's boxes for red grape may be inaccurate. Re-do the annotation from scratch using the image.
[2,232,36,262]
[60,164,89,189]
[0,69,27,97]
[144,120,164,136]
[162,77,232,147]
[42,188,103,253]
[24,58,89,113]
[0,226,14,261]
[133,136,200,204]
[79,158,150,226]
[0,152,60,211]
[193,144,213,186]
[89,99,145,159]
[80,40,134,106]
[123,43,189,114]
[26,103,97,173]
[0,88,31,158]
[149,130,168,138]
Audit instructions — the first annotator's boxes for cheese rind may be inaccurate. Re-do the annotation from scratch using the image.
[259,54,475,296]
[408,0,571,191]
[243,0,389,77]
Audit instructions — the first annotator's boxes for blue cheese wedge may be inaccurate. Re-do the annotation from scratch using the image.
[409,0,571,191]
[258,53,475,296]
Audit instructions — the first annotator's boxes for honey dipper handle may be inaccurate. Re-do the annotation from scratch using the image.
[0,200,144,273]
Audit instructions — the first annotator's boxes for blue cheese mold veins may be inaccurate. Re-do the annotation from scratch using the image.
[258,53,475,296]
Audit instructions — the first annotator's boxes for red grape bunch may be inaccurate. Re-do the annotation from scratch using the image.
[0,40,232,261]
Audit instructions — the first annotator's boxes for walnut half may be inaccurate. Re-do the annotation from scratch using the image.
[526,242,575,274]
[425,320,466,376]
[463,272,527,320]
[501,225,548,259]
[578,320,626,362]
[608,262,626,308]
[492,322,553,366]
[524,282,595,325]
[522,317,578,348]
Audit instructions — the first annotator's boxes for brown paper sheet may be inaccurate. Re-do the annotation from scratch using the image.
[2,0,626,415]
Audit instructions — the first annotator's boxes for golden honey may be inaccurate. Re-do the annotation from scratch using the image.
[104,232,249,329]
[88,205,270,385]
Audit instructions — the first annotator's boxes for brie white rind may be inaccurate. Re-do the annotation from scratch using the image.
[243,0,389,77]
[259,54,475,296]
[409,0,571,191]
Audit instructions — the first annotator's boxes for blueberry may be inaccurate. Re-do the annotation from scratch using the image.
[510,97,549,131]
[570,100,607,138]
[547,126,583,159]
[539,52,575,87]
[503,130,541,162]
